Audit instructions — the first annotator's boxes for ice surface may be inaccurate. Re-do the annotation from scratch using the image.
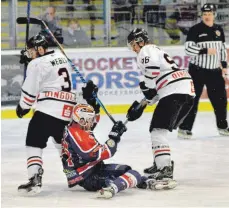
[1,112,229,207]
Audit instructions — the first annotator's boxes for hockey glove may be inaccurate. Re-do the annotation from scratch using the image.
[139,81,157,105]
[82,80,98,100]
[126,100,147,121]
[16,104,30,118]
[19,49,32,65]
[108,121,127,143]
[86,99,100,114]
[82,80,100,113]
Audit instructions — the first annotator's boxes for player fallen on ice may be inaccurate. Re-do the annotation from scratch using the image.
[60,83,177,199]
[126,28,195,180]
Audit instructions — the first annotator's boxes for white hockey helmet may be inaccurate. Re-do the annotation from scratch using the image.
[72,103,95,128]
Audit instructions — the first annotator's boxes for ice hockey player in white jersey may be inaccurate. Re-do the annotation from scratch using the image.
[16,33,77,195]
[126,28,195,180]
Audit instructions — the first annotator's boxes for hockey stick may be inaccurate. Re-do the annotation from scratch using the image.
[17,17,117,124]
[23,0,31,79]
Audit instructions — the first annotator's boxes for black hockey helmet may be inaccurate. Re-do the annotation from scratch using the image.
[127,28,149,46]
[26,37,35,49]
[33,33,49,50]
[201,3,216,13]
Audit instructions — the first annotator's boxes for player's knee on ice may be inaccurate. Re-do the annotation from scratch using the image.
[79,164,132,191]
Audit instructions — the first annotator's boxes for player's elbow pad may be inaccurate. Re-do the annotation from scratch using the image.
[105,139,118,156]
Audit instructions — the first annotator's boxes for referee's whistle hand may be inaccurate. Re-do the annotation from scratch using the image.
[208,48,217,55]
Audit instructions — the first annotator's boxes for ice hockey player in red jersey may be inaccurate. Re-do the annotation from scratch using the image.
[61,97,177,199]
[126,28,195,180]
[17,33,76,195]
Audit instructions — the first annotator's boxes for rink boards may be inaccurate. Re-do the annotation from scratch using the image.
[2,47,229,119]
[2,100,229,119]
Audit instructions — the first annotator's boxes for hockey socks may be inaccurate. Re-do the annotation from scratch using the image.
[97,169,141,199]
[26,146,43,179]
[151,129,171,169]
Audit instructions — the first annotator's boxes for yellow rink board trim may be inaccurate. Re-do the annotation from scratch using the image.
[2,102,228,120]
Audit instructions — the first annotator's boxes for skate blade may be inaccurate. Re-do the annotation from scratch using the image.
[154,179,178,190]
[178,133,192,139]
[219,132,229,136]
[96,189,113,199]
[18,186,42,196]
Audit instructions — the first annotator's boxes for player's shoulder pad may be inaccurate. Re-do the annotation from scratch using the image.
[26,58,40,72]
[68,126,98,152]
[139,44,160,58]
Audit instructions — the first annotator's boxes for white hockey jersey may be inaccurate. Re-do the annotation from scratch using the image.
[137,45,195,99]
[19,50,76,121]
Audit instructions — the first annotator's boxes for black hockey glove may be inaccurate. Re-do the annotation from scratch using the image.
[82,80,100,113]
[19,49,32,65]
[126,100,147,121]
[16,104,30,118]
[82,80,98,100]
[108,121,127,143]
[86,99,100,114]
[139,81,157,105]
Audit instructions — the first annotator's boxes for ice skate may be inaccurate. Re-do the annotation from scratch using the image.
[218,128,229,136]
[144,161,174,180]
[178,128,192,139]
[145,178,177,190]
[18,168,43,196]
[138,178,177,190]
[96,186,115,199]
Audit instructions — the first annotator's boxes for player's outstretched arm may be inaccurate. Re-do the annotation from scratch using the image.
[104,121,127,157]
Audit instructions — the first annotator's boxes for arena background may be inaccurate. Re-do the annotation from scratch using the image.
[1,0,229,119]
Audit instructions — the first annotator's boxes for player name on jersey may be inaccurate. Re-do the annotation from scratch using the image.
[40,91,76,102]
[50,58,68,66]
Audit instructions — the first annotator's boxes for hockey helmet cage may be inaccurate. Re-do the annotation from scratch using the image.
[127,28,149,47]
[72,103,95,127]
[33,33,49,50]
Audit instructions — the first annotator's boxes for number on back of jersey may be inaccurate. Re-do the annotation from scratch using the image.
[141,56,150,64]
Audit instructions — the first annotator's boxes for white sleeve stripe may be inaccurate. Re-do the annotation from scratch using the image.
[185,48,199,55]
[221,43,227,61]
[189,45,201,51]
[96,148,102,161]
[186,41,201,51]
[185,42,201,55]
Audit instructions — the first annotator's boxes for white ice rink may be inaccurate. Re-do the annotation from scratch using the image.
[1,112,229,208]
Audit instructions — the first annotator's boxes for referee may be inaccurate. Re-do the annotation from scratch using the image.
[178,3,229,139]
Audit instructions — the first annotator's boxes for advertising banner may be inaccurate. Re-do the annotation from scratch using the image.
[1,47,229,106]
[1,54,24,105]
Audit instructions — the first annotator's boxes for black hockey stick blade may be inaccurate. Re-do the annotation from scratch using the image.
[17,17,42,25]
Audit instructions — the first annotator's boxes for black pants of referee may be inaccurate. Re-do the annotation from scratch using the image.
[179,63,228,131]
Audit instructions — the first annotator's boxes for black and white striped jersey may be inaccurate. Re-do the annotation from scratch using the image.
[137,45,195,100]
[185,21,227,69]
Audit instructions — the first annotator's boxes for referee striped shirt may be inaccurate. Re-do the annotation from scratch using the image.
[185,21,227,69]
